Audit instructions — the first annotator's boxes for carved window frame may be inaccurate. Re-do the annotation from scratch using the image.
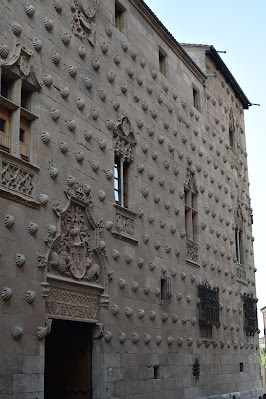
[243,294,259,336]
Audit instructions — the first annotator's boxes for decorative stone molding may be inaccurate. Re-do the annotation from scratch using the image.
[37,317,52,340]
[45,285,100,322]
[111,204,138,245]
[186,239,199,266]
[70,0,97,47]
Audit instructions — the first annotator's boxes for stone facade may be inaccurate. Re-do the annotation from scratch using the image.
[0,0,263,398]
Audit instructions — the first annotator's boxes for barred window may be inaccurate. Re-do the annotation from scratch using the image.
[198,284,219,327]
[243,294,259,336]
[161,277,171,303]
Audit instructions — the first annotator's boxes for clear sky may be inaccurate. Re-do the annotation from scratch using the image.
[144,0,266,331]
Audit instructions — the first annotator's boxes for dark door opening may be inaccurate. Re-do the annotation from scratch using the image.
[44,319,92,399]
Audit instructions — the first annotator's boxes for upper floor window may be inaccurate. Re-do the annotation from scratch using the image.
[234,204,244,265]
[184,169,198,242]
[113,116,136,209]
[115,0,126,32]
[243,294,259,336]
[159,48,167,77]
[198,284,220,327]
[161,277,171,303]
[229,107,235,149]
[193,87,200,111]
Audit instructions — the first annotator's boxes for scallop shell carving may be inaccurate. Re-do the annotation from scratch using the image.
[121,40,128,51]
[0,44,9,59]
[67,120,76,131]
[83,184,91,195]
[16,253,26,267]
[76,152,84,163]
[49,167,58,179]
[54,1,63,12]
[143,285,150,294]
[43,74,53,87]
[84,130,92,141]
[130,48,137,59]
[111,304,119,316]
[107,71,115,83]
[112,250,119,260]
[172,314,178,323]
[26,290,36,304]
[25,4,35,16]
[114,54,120,64]
[92,59,100,71]
[91,160,99,171]
[33,38,43,51]
[119,278,125,288]
[67,176,75,186]
[119,332,126,343]
[131,282,139,292]
[112,100,120,110]
[41,131,51,144]
[167,336,174,346]
[44,18,54,31]
[4,215,15,228]
[59,142,68,153]
[85,77,92,89]
[132,333,139,344]
[138,309,145,319]
[187,338,193,346]
[28,222,38,235]
[78,46,86,58]
[177,337,184,346]
[1,287,12,301]
[156,336,162,345]
[98,190,106,201]
[61,32,71,45]
[162,313,168,322]
[125,307,133,317]
[144,334,151,344]
[76,98,85,110]
[52,51,61,65]
[125,254,132,264]
[149,311,156,320]
[91,109,99,120]
[48,225,57,237]
[106,170,113,180]
[68,66,77,77]
[155,288,161,297]
[12,22,22,36]
[105,24,113,36]
[151,70,157,79]
[51,109,60,121]
[12,326,23,340]
[39,194,49,206]
[106,120,114,130]
[121,84,127,93]
[101,41,108,54]
[105,331,112,342]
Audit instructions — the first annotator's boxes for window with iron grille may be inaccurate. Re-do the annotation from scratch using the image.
[161,277,171,303]
[198,284,219,327]
[243,293,259,336]
[114,156,129,207]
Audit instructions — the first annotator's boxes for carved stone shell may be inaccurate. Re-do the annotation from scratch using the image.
[143,235,149,244]
[41,131,51,144]
[143,285,150,294]
[49,167,58,179]
[147,85,153,94]
[156,336,162,345]
[33,38,43,51]
[176,293,182,301]
[16,254,26,267]
[155,288,161,296]
[12,22,22,36]
[162,313,168,322]
[121,40,128,51]
[112,250,119,260]
[149,261,155,271]
[91,160,99,171]
[187,338,193,346]
[28,222,38,235]
[4,215,15,228]
[51,109,60,121]
[147,127,154,136]
[39,194,49,205]
[26,290,36,304]
[25,4,35,16]
[76,152,84,163]
[171,269,177,277]
[67,176,75,186]
[48,225,57,237]
[137,76,143,85]
[106,119,114,130]
[91,109,99,120]
[121,84,127,94]
[151,109,158,118]
[167,336,174,346]
[61,32,71,45]
[119,278,125,288]
[104,331,112,342]
[125,307,133,317]
[114,54,120,64]
[149,311,156,320]
[83,184,91,195]
[1,287,12,301]
[98,190,106,201]
[76,98,85,110]
[131,333,139,344]
[68,66,77,77]
[144,334,151,344]
[12,326,23,340]
[130,48,137,59]
[105,169,113,180]
[84,77,92,90]
[151,70,157,79]
[106,221,113,231]
[77,46,86,59]
[54,1,63,12]
[131,282,139,292]
[140,58,145,67]
[172,314,178,323]
[59,142,68,153]
[44,18,54,31]
[112,100,120,110]
[67,119,76,131]
[107,71,115,83]
[43,74,53,87]
[0,44,9,59]
[51,51,61,64]
[105,24,113,36]
[84,130,92,141]
[148,172,154,181]
[138,309,145,319]
[101,41,108,54]
[119,332,126,343]
[153,194,160,203]
[111,304,119,316]
[125,254,132,264]
[92,59,100,71]
[177,337,183,346]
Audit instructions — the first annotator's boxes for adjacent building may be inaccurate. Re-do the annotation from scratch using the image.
[0,0,262,398]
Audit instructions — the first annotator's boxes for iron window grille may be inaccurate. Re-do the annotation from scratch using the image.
[161,277,171,303]
[243,293,259,336]
[198,284,220,327]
